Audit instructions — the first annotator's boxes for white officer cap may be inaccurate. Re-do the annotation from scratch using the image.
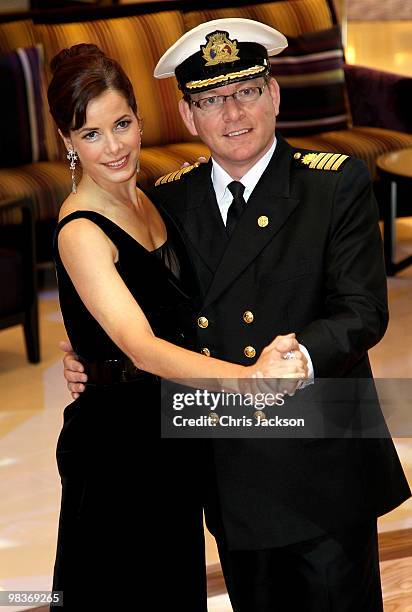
[154,18,288,93]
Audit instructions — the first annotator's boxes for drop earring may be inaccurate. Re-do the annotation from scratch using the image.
[67,148,78,194]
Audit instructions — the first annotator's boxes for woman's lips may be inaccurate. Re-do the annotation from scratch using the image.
[103,154,129,169]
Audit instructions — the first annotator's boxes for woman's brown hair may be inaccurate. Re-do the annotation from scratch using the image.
[48,43,139,136]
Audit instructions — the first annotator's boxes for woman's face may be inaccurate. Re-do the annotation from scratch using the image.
[64,89,141,188]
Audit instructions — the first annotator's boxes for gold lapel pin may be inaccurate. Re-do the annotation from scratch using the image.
[258,215,269,228]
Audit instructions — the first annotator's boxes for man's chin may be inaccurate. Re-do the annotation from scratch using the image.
[224,148,262,166]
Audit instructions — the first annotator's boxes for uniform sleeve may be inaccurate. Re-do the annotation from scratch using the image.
[296,160,388,377]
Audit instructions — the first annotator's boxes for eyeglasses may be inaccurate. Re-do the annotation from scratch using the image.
[190,83,267,112]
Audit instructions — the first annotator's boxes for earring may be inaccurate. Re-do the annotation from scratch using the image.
[67,148,78,194]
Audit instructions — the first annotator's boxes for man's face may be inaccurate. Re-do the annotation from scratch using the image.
[179,76,280,179]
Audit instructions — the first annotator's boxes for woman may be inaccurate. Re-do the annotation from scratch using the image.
[48,44,307,610]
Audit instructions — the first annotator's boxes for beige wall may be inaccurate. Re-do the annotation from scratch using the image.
[332,0,346,24]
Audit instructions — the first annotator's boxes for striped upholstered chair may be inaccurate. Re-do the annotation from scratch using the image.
[0,0,411,263]
[0,8,209,263]
[0,196,39,363]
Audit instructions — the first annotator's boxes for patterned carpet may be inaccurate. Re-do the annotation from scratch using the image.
[348,0,412,20]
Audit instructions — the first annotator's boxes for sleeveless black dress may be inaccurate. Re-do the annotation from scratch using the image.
[52,210,207,611]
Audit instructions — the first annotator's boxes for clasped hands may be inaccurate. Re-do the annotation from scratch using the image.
[225,333,308,399]
[60,333,308,400]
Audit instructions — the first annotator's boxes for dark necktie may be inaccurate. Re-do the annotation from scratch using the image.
[226,181,246,237]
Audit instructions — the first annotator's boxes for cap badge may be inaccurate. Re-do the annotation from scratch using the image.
[202,31,240,66]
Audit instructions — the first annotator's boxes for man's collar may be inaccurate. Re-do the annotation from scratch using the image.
[211,135,277,204]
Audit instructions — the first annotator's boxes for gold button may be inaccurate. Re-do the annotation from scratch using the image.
[243,310,254,324]
[209,412,220,425]
[244,346,256,359]
[258,215,268,228]
[254,410,266,421]
[197,316,209,329]
[201,347,211,357]
[294,152,301,160]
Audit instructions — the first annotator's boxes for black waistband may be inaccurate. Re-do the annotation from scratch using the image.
[79,356,158,385]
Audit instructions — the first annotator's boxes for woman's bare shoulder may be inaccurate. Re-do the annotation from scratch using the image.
[58,199,108,242]
[58,192,102,222]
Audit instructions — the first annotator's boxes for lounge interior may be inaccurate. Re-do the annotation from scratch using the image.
[0,1,411,610]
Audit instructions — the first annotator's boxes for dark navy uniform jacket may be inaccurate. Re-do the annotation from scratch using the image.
[150,134,411,550]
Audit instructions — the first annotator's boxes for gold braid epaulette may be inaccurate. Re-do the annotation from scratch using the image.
[293,151,350,171]
[155,162,201,186]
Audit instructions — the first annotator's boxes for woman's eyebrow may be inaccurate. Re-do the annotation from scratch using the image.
[78,114,132,133]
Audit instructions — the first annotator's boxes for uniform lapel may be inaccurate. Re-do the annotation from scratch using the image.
[202,136,299,310]
[181,160,228,274]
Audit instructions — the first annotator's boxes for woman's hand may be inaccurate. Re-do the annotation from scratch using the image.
[180,156,207,168]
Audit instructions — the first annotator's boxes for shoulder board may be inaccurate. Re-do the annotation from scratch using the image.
[293,151,350,172]
[155,162,201,186]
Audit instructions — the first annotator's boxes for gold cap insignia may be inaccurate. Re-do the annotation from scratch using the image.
[258,215,269,228]
[202,32,240,66]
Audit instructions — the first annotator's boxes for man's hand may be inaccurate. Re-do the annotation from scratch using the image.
[59,340,88,399]
[252,333,309,396]
[263,334,307,367]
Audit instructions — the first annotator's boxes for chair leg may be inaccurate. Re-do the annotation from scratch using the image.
[24,301,40,363]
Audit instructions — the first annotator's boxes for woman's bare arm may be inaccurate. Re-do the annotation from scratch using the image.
[58,219,307,383]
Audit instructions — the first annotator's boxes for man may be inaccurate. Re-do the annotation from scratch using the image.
[63,19,410,611]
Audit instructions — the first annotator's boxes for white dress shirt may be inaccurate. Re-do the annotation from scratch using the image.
[210,134,314,381]
[212,137,278,224]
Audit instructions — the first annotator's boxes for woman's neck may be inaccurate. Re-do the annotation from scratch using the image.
[78,172,139,211]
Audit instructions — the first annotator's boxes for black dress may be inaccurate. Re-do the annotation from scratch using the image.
[52,210,207,611]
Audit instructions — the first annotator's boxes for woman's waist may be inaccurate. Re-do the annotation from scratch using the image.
[78,354,159,386]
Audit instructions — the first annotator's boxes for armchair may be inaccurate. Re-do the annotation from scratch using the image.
[0,196,40,363]
[344,64,412,136]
